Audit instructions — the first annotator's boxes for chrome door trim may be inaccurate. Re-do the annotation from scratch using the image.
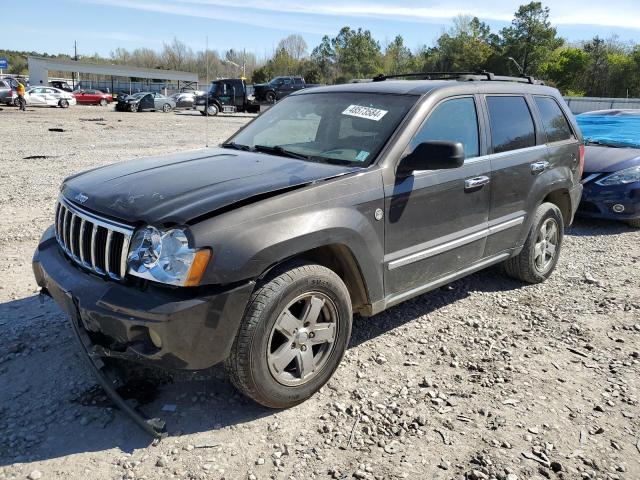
[387,214,525,271]
[385,252,511,307]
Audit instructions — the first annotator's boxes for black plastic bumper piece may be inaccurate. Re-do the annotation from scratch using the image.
[65,292,168,438]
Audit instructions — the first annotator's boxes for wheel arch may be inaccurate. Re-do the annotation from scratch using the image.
[259,244,371,316]
[542,188,572,227]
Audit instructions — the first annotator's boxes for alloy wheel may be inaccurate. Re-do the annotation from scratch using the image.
[534,218,558,273]
[267,292,338,386]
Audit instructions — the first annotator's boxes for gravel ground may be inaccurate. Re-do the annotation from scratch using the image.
[0,106,639,480]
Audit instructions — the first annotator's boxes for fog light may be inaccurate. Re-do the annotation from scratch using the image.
[612,204,625,213]
[148,328,163,349]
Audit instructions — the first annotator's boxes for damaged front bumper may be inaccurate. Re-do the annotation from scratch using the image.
[32,226,255,436]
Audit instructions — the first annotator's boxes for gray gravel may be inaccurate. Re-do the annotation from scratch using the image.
[0,106,639,479]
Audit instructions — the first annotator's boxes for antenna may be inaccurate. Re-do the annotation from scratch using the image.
[205,36,209,148]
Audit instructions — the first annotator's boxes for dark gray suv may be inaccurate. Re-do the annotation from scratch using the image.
[33,72,583,435]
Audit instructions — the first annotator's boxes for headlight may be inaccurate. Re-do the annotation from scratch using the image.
[596,165,640,186]
[127,226,211,286]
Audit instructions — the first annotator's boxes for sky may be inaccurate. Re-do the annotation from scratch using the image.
[4,0,640,60]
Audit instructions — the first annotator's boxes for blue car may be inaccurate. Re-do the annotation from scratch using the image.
[576,109,640,228]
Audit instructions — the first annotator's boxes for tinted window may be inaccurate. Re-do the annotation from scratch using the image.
[411,97,479,159]
[534,96,572,143]
[487,96,535,153]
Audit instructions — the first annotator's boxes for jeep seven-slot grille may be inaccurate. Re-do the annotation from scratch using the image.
[54,198,133,280]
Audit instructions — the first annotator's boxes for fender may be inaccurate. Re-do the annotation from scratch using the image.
[189,168,386,304]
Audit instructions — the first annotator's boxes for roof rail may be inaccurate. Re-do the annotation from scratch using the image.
[372,71,545,85]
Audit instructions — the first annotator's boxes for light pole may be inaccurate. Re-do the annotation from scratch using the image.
[508,57,524,75]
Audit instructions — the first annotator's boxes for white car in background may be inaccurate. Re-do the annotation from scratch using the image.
[24,87,77,108]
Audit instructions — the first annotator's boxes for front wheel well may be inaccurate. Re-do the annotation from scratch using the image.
[262,244,370,315]
[543,189,572,226]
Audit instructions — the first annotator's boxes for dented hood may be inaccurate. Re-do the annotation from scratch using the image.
[61,148,358,225]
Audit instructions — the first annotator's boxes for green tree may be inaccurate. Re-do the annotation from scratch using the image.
[383,35,413,74]
[500,2,563,75]
[539,47,589,94]
[331,27,382,80]
[310,35,335,82]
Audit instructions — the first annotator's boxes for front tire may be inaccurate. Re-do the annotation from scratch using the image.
[225,262,352,408]
[162,103,172,113]
[504,202,564,284]
[205,104,219,116]
[59,99,69,108]
[99,99,107,106]
[265,91,276,104]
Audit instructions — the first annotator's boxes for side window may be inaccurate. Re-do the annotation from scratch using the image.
[534,96,573,143]
[283,78,292,85]
[486,96,535,153]
[411,97,479,159]
[294,78,304,85]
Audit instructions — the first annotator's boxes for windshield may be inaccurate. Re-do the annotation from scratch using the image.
[208,83,219,94]
[576,112,640,149]
[130,93,146,99]
[225,92,417,166]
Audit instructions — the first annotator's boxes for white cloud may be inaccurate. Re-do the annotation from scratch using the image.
[88,0,640,33]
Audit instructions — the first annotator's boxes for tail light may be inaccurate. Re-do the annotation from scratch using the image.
[578,144,585,178]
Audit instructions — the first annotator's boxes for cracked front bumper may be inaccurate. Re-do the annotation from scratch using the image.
[32,226,255,371]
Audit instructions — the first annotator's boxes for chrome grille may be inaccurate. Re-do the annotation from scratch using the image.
[54,197,133,280]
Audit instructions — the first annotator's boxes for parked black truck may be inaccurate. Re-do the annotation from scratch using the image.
[33,72,583,436]
[253,76,320,103]
[194,78,260,116]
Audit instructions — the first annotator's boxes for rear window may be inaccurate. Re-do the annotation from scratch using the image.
[487,96,536,153]
[534,96,573,143]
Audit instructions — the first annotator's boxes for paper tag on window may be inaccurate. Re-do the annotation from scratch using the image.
[355,151,370,161]
[342,105,388,121]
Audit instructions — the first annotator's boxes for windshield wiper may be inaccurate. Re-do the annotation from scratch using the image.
[220,142,252,151]
[253,145,312,160]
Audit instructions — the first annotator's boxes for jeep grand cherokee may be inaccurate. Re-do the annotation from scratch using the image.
[33,73,583,432]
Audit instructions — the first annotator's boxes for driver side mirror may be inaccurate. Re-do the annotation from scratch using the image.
[397,141,465,177]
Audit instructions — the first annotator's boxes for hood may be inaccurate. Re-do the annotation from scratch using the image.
[584,145,640,174]
[61,148,358,225]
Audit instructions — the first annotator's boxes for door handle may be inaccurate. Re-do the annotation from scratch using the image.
[464,175,490,190]
[530,161,550,174]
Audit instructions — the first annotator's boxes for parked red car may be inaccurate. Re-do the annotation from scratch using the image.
[73,89,113,106]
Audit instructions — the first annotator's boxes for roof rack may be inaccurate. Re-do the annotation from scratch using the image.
[372,71,545,85]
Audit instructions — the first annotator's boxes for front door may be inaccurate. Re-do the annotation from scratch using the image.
[384,96,491,297]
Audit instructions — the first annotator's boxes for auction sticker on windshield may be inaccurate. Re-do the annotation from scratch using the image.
[342,105,388,121]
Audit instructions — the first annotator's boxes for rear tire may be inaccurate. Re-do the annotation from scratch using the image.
[59,99,69,108]
[504,202,564,284]
[627,218,640,228]
[162,103,172,113]
[225,262,352,408]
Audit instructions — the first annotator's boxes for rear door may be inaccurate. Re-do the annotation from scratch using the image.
[482,95,544,256]
[384,95,491,297]
[532,95,579,183]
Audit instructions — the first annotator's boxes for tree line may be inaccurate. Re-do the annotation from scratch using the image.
[2,2,639,97]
